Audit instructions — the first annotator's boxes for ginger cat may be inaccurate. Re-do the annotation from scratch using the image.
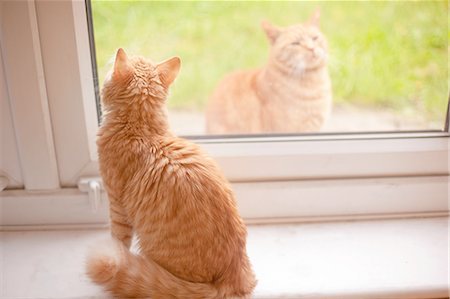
[206,10,332,134]
[86,49,256,299]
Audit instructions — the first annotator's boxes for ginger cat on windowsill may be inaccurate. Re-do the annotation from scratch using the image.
[206,10,332,134]
[86,49,256,299]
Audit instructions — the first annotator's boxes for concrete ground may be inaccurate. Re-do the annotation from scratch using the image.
[167,104,441,136]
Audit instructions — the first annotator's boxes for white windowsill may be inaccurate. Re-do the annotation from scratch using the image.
[1,217,448,299]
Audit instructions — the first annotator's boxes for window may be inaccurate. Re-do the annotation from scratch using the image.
[90,1,448,136]
[0,0,448,228]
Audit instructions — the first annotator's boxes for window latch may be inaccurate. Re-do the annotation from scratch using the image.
[78,177,103,213]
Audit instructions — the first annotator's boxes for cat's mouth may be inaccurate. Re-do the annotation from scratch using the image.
[303,49,327,70]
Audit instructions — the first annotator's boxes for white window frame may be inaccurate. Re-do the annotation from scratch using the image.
[0,0,448,229]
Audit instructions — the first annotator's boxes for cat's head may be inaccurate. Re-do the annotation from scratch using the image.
[262,9,328,74]
[101,48,180,112]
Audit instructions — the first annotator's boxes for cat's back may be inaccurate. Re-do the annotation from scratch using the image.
[206,69,263,134]
[124,135,248,283]
[142,135,236,217]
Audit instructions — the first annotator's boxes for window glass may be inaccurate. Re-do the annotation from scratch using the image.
[90,0,448,136]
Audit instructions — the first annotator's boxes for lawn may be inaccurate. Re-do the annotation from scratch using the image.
[91,0,448,124]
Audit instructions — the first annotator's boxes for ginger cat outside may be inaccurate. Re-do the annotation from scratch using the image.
[86,49,256,299]
[206,11,332,134]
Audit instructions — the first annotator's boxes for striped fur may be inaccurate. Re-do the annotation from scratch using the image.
[206,10,332,134]
[86,49,256,298]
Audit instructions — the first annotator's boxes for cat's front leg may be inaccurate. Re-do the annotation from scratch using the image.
[109,198,133,249]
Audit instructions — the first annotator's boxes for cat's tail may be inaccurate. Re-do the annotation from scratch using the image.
[85,239,218,299]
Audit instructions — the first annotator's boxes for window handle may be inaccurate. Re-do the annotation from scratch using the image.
[78,177,103,213]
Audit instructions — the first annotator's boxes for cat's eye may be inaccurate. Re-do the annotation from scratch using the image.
[291,41,301,46]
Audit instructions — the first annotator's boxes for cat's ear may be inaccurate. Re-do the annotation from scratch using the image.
[113,48,133,78]
[156,57,181,88]
[261,20,281,44]
[307,8,321,27]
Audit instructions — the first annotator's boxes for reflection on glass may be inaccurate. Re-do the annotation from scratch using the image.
[91,1,448,136]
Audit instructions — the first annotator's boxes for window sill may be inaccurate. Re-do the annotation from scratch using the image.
[1,217,448,298]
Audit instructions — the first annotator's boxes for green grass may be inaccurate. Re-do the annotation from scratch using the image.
[92,0,448,123]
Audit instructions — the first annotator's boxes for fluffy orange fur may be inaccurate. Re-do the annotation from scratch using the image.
[86,49,256,298]
[206,10,332,134]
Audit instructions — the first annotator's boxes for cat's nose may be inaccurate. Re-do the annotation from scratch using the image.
[304,41,315,49]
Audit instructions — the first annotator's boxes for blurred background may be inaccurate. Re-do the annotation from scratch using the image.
[91,0,448,135]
